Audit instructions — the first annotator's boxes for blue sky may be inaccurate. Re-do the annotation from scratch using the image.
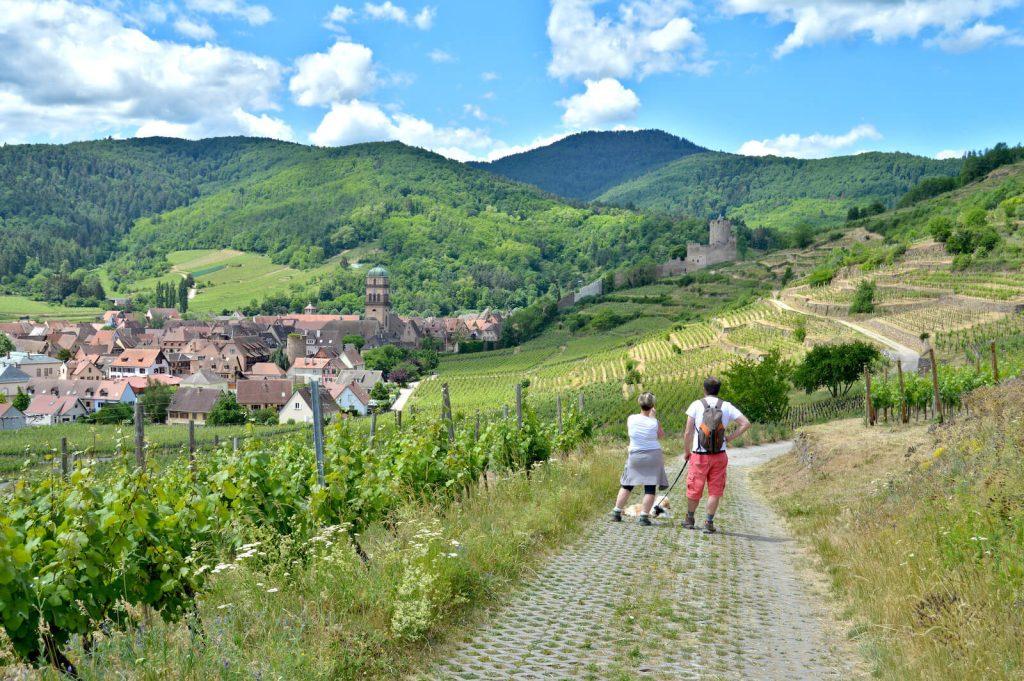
[1,0,1022,160]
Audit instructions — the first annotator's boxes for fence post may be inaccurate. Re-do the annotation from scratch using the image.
[897,360,908,424]
[578,393,585,412]
[515,383,523,430]
[556,394,563,433]
[232,436,238,453]
[60,437,70,480]
[502,404,510,419]
[133,401,146,472]
[474,410,481,441]
[370,411,377,443]
[396,409,402,430]
[214,435,220,447]
[310,380,325,486]
[188,420,196,474]
[990,341,999,384]
[864,368,874,426]
[441,382,455,442]
[928,348,942,423]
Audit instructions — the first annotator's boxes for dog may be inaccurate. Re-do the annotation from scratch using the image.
[623,497,671,518]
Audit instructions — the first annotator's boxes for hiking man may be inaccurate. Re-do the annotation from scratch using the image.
[682,376,751,534]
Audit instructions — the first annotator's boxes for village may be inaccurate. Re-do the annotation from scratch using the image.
[0,266,503,431]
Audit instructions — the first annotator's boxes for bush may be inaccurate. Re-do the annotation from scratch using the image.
[722,349,791,423]
[793,341,881,398]
[206,393,248,426]
[848,280,876,314]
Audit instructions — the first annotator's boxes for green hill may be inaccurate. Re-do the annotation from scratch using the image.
[597,150,962,229]
[472,129,707,201]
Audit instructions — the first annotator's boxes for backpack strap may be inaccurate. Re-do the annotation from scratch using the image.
[699,398,709,410]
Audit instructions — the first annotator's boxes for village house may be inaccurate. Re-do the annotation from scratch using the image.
[329,380,372,416]
[236,379,293,412]
[180,369,230,392]
[24,394,89,426]
[279,386,341,425]
[287,355,348,383]
[109,349,169,378]
[146,308,181,323]
[27,379,137,413]
[329,369,385,392]
[0,402,27,431]
[60,355,106,380]
[0,365,31,398]
[124,374,181,395]
[164,352,192,377]
[166,387,223,425]
[246,362,287,379]
[0,352,62,379]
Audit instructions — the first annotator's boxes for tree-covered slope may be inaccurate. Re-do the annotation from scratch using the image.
[0,136,313,283]
[473,129,707,201]
[598,151,962,229]
[117,141,706,315]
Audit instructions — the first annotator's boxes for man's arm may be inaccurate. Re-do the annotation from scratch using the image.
[683,415,695,461]
[726,415,751,446]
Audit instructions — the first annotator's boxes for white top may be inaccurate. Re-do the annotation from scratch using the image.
[685,398,745,452]
[627,413,661,452]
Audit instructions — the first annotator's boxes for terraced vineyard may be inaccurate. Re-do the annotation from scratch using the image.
[881,304,1006,338]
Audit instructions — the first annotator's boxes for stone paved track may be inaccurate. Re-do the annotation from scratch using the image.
[428,443,862,680]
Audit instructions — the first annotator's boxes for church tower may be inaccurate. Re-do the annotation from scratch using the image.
[365,265,391,330]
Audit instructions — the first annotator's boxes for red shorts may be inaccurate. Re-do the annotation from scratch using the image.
[686,452,728,499]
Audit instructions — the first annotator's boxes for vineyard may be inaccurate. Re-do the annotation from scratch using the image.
[0,401,594,676]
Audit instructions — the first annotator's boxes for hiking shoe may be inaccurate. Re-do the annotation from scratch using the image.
[682,514,695,530]
[638,515,653,526]
[702,519,717,534]
[610,509,622,523]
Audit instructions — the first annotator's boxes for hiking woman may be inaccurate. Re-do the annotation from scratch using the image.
[611,391,669,526]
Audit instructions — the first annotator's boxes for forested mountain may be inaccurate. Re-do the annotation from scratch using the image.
[472,130,707,201]
[597,151,962,229]
[0,137,312,284]
[115,141,707,315]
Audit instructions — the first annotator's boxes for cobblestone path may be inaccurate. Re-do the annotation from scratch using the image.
[429,443,862,680]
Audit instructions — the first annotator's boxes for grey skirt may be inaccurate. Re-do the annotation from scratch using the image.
[620,448,669,489]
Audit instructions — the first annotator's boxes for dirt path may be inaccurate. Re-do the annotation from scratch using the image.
[427,443,862,680]
[770,297,919,371]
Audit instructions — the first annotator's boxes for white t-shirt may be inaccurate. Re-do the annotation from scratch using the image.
[627,414,661,452]
[686,398,745,452]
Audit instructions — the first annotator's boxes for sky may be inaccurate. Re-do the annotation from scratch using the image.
[1,0,1023,161]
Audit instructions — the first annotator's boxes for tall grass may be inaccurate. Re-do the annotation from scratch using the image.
[16,441,622,680]
[755,383,1024,680]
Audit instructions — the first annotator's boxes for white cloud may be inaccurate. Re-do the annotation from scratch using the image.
[482,71,499,81]
[481,91,495,100]
[231,108,295,140]
[737,124,883,158]
[463,103,487,120]
[935,149,965,160]
[926,21,1017,52]
[559,78,640,128]
[428,49,454,63]
[174,17,217,40]
[324,5,355,32]
[414,6,436,29]
[184,0,273,26]
[289,41,377,107]
[720,0,1023,57]
[0,1,284,143]
[547,0,711,80]
[483,132,573,161]
[309,99,494,161]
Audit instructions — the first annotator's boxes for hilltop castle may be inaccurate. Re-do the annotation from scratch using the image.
[654,216,738,279]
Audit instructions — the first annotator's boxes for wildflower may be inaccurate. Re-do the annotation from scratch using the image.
[266,588,279,593]
[217,603,233,610]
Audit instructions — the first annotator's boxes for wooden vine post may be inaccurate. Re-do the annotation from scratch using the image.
[864,368,874,427]
[556,394,563,433]
[474,410,481,441]
[310,379,325,486]
[370,411,377,445]
[515,383,523,430]
[441,382,455,442]
[60,437,70,479]
[928,348,942,423]
[990,340,999,383]
[133,401,146,472]
[396,409,402,429]
[896,360,908,424]
[578,393,585,412]
[188,420,197,474]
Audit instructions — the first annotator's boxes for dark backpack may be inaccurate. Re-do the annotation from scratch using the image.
[696,398,726,453]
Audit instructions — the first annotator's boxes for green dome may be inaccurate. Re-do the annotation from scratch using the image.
[367,265,389,278]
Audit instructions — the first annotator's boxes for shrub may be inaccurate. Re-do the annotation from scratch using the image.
[848,280,876,314]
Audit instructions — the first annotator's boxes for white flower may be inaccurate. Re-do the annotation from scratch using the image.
[217,603,233,610]
[266,588,279,593]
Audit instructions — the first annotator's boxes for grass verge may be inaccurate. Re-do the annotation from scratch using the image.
[13,440,623,679]
[752,384,1024,680]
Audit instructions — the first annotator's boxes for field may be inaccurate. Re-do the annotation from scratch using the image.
[0,295,102,322]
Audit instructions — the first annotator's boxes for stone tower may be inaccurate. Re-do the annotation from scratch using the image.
[286,333,305,365]
[365,265,390,331]
[709,216,732,246]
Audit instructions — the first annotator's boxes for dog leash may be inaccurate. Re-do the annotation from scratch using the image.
[653,457,688,511]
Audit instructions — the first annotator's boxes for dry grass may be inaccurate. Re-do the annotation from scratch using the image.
[753,395,1024,680]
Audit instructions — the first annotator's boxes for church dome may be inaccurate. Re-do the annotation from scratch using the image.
[367,265,389,278]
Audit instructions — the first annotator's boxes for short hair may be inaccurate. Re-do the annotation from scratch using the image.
[703,376,721,396]
[638,392,656,410]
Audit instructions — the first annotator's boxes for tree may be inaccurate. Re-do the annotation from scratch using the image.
[13,389,30,412]
[141,382,174,424]
[792,341,881,398]
[251,407,278,425]
[927,216,953,243]
[945,229,975,255]
[0,332,13,357]
[792,319,807,343]
[780,265,794,287]
[363,344,407,376]
[56,348,72,362]
[790,222,814,249]
[848,280,876,314]
[369,382,392,412]
[962,207,988,230]
[722,350,791,423]
[624,360,642,385]
[846,206,861,221]
[206,393,248,426]
[84,403,133,424]
[270,346,290,371]
[342,334,366,350]
[178,278,189,313]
